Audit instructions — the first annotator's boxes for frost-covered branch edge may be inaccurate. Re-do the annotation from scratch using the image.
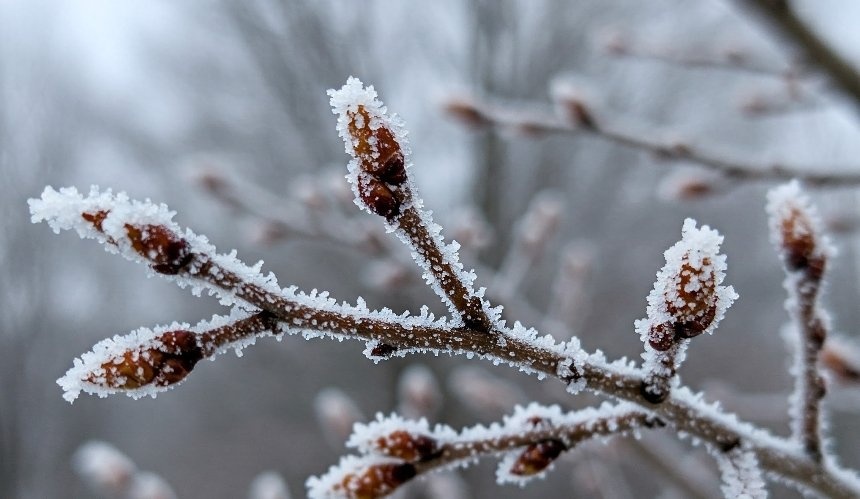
[28,183,860,498]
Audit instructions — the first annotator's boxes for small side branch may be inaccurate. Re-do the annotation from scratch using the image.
[307,404,658,498]
[766,181,833,462]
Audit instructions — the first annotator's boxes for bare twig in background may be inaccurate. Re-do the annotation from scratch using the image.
[444,95,860,188]
[738,0,860,109]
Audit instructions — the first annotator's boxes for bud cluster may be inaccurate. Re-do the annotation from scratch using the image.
[329,77,410,219]
[637,219,737,403]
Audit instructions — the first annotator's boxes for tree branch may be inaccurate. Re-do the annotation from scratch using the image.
[444,96,860,188]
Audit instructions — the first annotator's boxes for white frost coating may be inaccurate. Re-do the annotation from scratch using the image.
[715,447,768,499]
[249,471,292,499]
[765,180,834,261]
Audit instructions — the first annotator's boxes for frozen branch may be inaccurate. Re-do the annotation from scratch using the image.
[443,95,860,188]
[767,181,833,462]
[30,79,860,498]
[306,403,658,498]
[329,78,496,333]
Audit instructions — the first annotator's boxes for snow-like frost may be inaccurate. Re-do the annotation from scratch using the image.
[715,447,768,499]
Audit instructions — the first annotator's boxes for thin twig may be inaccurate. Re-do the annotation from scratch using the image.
[446,97,860,187]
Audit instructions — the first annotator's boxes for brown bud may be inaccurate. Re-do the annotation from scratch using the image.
[778,206,825,277]
[95,330,204,390]
[374,431,439,462]
[665,255,717,338]
[335,463,416,499]
[648,323,676,351]
[348,106,405,184]
[124,224,193,275]
[509,439,567,476]
[358,176,400,219]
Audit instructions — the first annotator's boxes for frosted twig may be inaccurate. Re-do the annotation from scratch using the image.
[637,219,738,403]
[329,78,495,333]
[443,96,860,188]
[767,181,833,462]
[714,446,768,499]
[306,403,657,498]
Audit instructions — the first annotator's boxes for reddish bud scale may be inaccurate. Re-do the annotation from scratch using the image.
[666,256,717,339]
[374,431,439,462]
[358,176,400,219]
[779,207,825,278]
[335,463,416,499]
[509,439,567,476]
[348,107,407,186]
[93,330,204,390]
[81,211,193,275]
[124,224,193,275]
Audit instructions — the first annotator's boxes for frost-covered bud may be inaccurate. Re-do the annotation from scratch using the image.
[357,175,400,218]
[73,441,137,495]
[309,458,416,499]
[81,210,192,275]
[347,106,406,186]
[58,329,205,402]
[637,219,737,403]
[330,78,407,186]
[766,181,832,278]
[97,330,202,391]
[372,430,440,462]
[648,219,736,341]
[509,439,567,476]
